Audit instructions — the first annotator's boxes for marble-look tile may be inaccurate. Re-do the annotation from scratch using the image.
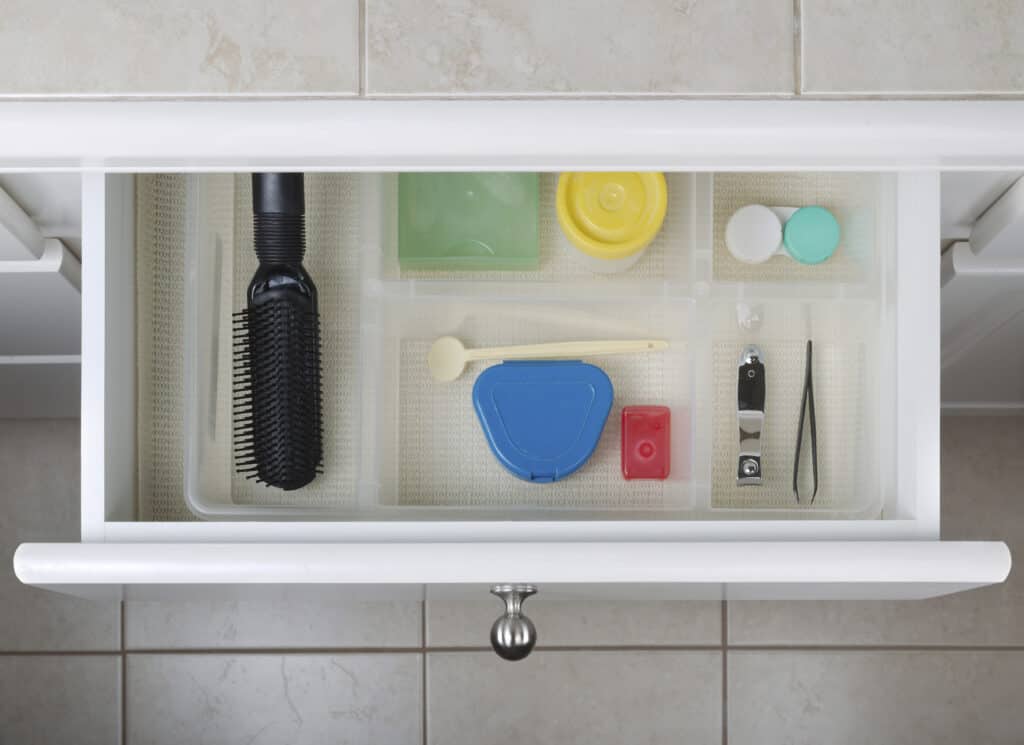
[729,416,1024,646]
[367,0,795,95]
[802,0,1024,93]
[0,655,121,745]
[0,420,120,651]
[427,650,721,745]
[428,591,721,647]
[125,592,422,649]
[729,650,1024,745]
[0,0,359,95]
[126,653,422,745]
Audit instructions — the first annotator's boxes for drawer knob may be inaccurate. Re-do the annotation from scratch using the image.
[490,584,537,661]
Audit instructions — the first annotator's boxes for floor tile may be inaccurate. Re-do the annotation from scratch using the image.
[126,592,421,649]
[126,653,421,745]
[428,591,721,647]
[802,0,1024,93]
[427,650,721,745]
[729,416,1023,645]
[0,655,121,745]
[0,0,359,95]
[729,650,1024,745]
[367,0,795,95]
[0,420,119,651]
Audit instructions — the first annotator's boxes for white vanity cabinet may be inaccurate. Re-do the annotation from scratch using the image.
[4,101,1015,632]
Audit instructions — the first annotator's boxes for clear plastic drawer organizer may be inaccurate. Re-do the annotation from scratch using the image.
[133,172,894,521]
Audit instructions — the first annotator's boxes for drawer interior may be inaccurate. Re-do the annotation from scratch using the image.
[121,171,896,522]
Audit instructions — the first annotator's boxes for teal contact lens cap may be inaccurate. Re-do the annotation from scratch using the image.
[783,206,840,265]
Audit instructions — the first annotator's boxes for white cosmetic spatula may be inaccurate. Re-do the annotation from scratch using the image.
[428,335,669,382]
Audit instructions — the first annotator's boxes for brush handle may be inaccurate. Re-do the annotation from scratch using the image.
[252,173,305,266]
[247,173,317,308]
[464,339,668,363]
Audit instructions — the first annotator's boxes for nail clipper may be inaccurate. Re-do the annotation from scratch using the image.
[737,345,765,485]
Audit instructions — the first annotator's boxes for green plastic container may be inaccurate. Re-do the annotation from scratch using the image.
[398,173,540,271]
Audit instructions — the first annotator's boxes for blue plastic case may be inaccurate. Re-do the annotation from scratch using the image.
[472,361,614,483]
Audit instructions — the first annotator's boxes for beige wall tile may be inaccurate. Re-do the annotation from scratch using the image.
[729,651,1024,744]
[125,593,422,649]
[0,655,121,745]
[0,0,359,95]
[803,0,1024,93]
[427,591,721,647]
[368,0,795,95]
[729,416,1024,645]
[0,420,119,651]
[427,650,721,745]
[126,653,422,744]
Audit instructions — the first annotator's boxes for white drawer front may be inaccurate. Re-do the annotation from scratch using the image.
[0,101,1012,604]
[14,542,1010,601]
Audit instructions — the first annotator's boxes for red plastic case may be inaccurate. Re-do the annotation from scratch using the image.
[621,406,671,480]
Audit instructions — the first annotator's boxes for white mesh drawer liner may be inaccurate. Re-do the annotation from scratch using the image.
[136,172,879,520]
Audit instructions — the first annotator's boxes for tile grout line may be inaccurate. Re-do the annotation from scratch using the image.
[0,650,126,656]
[9,643,1024,656]
[123,646,429,655]
[117,644,727,655]
[721,601,728,745]
[7,92,1024,101]
[120,601,127,745]
[421,595,428,745]
[12,643,1024,656]
[725,645,1024,652]
[793,0,803,95]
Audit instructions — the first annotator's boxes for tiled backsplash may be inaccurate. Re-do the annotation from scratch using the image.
[366,0,795,95]
[0,1,360,96]
[2,1,1024,97]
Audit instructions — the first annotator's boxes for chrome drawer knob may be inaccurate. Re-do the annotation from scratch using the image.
[490,584,537,661]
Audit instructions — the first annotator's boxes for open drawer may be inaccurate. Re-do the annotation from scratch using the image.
[7,101,1011,619]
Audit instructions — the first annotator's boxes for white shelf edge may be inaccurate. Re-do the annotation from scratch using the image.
[3,101,1024,171]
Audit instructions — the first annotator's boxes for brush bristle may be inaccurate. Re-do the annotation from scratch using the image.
[233,296,323,490]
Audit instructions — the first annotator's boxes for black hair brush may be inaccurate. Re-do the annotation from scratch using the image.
[233,173,323,490]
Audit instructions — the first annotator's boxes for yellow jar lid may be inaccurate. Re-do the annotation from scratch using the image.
[556,172,668,261]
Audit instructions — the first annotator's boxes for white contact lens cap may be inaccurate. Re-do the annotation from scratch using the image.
[725,204,783,264]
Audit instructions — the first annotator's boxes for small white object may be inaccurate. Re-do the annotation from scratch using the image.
[725,204,783,263]
[736,302,764,330]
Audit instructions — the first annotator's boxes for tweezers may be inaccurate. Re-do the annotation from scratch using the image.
[793,340,818,503]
